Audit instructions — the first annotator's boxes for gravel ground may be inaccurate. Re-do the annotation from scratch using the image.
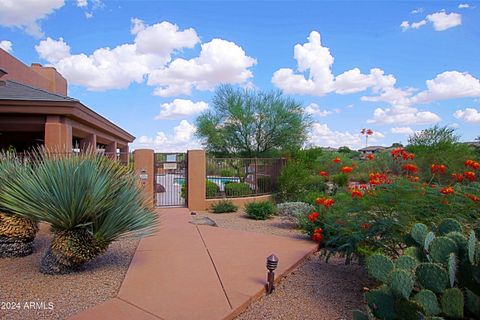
[199,211,371,320]
[0,225,138,320]
[200,211,309,240]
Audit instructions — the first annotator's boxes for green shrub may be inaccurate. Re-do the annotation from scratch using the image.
[220,168,237,177]
[206,180,220,198]
[332,173,348,187]
[256,175,272,193]
[306,175,327,192]
[225,182,251,197]
[278,161,309,201]
[210,200,238,213]
[245,201,276,220]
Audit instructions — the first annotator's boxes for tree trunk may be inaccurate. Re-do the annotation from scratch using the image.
[0,212,38,258]
[40,229,107,274]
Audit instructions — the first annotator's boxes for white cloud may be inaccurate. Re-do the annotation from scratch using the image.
[147,38,256,97]
[391,126,415,136]
[401,11,462,32]
[155,99,208,120]
[458,4,470,9]
[305,103,333,117]
[307,123,384,149]
[0,0,65,38]
[35,20,199,91]
[411,20,428,29]
[368,105,441,125]
[85,12,93,19]
[427,12,462,31]
[134,120,201,152]
[413,71,480,104]
[76,0,87,7]
[133,20,199,56]
[454,108,480,123]
[0,40,13,53]
[400,21,410,31]
[35,37,71,64]
[411,8,423,14]
[363,71,480,126]
[449,123,460,128]
[36,19,255,94]
[271,31,395,96]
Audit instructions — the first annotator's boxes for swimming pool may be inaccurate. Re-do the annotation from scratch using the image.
[173,176,240,186]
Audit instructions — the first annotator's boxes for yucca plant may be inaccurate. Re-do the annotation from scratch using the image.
[0,151,157,274]
[0,152,39,257]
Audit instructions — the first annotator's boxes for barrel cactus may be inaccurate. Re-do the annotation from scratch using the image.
[355,218,480,319]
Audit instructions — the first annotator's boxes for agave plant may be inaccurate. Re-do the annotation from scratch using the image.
[0,152,157,274]
[0,152,39,257]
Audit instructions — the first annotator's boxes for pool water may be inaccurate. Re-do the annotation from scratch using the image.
[174,176,240,186]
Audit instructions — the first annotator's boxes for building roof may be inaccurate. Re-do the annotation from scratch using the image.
[0,80,78,102]
[358,146,386,151]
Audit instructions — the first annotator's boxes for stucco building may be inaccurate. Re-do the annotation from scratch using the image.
[0,49,134,163]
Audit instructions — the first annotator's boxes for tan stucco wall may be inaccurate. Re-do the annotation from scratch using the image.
[205,194,274,211]
[134,149,155,208]
[187,150,206,211]
[0,49,67,95]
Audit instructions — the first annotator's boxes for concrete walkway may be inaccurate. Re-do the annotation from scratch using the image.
[71,208,317,320]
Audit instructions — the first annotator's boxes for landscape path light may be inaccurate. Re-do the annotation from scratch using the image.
[266,254,278,294]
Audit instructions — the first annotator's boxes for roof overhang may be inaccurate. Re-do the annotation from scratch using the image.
[0,99,135,143]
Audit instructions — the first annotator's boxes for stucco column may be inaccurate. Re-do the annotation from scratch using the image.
[187,149,206,211]
[44,116,72,154]
[119,145,129,165]
[134,149,154,208]
[105,141,117,160]
[79,133,96,153]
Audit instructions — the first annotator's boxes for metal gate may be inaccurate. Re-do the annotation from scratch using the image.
[154,153,187,207]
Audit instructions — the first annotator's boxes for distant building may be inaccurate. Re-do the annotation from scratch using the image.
[358,146,387,156]
[0,49,134,163]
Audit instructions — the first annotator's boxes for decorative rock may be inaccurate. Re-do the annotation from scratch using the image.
[189,217,217,227]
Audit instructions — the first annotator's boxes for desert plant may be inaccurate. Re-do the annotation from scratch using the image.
[245,201,276,220]
[332,173,349,187]
[354,218,480,319]
[0,153,39,257]
[220,168,237,177]
[278,160,310,201]
[210,200,238,213]
[206,180,220,198]
[276,202,314,223]
[305,175,327,192]
[225,182,251,197]
[0,152,157,274]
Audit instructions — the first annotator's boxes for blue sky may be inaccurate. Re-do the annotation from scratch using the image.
[1,0,479,151]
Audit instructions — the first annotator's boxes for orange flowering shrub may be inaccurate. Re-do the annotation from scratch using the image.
[341,166,353,173]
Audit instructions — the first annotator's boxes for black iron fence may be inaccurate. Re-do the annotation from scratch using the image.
[206,157,286,199]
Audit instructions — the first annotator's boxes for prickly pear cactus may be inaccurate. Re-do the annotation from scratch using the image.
[365,288,395,320]
[395,255,418,272]
[411,223,429,246]
[441,288,464,318]
[438,218,462,235]
[389,269,414,299]
[415,263,449,293]
[393,299,425,320]
[465,288,480,317]
[367,254,394,283]
[413,289,441,316]
[428,236,457,265]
